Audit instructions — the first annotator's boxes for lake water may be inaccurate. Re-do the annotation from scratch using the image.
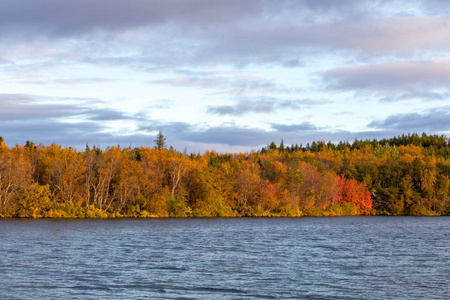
[0,217,449,299]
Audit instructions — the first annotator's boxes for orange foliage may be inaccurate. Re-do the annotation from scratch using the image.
[336,175,372,215]
[4,132,450,218]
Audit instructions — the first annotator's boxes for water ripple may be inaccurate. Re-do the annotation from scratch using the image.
[0,217,449,299]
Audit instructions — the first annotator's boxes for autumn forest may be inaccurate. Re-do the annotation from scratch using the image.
[1,132,449,218]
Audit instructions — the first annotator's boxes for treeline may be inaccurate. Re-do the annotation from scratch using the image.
[0,133,449,218]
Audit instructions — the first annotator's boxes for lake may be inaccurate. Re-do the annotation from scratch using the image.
[0,217,449,299]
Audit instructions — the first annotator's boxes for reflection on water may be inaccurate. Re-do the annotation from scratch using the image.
[1,217,449,299]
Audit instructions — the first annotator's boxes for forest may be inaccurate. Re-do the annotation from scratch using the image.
[0,132,449,218]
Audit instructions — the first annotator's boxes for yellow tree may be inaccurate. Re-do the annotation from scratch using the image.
[257,179,278,214]
[185,155,232,217]
[15,183,52,218]
[115,151,144,211]
[0,145,33,215]
[84,146,121,211]
[140,147,169,196]
[166,153,193,217]
[40,144,86,205]
[315,171,339,210]
[168,155,189,197]
[233,161,261,213]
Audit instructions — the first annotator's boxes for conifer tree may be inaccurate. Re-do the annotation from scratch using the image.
[154,131,166,150]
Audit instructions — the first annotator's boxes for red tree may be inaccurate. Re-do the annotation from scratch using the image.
[336,175,372,214]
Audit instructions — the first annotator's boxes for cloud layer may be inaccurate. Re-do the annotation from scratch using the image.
[1,0,450,152]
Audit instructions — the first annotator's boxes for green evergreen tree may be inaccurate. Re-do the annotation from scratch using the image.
[154,131,166,150]
[278,139,285,151]
[269,141,277,150]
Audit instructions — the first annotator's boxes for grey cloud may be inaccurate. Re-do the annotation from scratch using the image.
[271,122,319,132]
[1,112,434,153]
[154,77,229,89]
[0,103,77,121]
[319,130,401,144]
[86,109,131,121]
[325,60,450,91]
[1,0,445,71]
[153,75,289,95]
[422,0,450,14]
[0,119,107,147]
[308,16,450,54]
[2,93,299,150]
[194,15,450,68]
[379,91,450,102]
[0,0,380,37]
[208,106,241,115]
[0,93,136,149]
[208,98,330,116]
[0,114,156,151]
[138,121,192,142]
[294,99,333,106]
[149,122,191,137]
[0,1,278,38]
[183,126,273,147]
[138,120,276,147]
[367,107,450,133]
[208,101,275,116]
[0,94,131,121]
[138,120,332,149]
[176,124,400,150]
[51,77,114,85]
[0,93,34,103]
[279,100,302,110]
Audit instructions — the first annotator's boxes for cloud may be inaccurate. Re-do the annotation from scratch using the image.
[138,120,285,147]
[3,108,439,153]
[85,109,131,121]
[0,1,371,38]
[154,77,226,89]
[2,0,450,153]
[178,123,397,149]
[0,93,131,121]
[50,77,114,85]
[0,93,34,103]
[325,60,450,90]
[0,119,106,146]
[182,126,271,147]
[367,107,450,133]
[152,73,290,95]
[306,16,450,55]
[0,93,138,148]
[378,91,450,102]
[146,99,174,109]
[323,60,450,102]
[207,98,330,116]
[271,122,319,132]
[138,120,350,149]
[0,0,270,37]
[0,96,79,121]
[208,102,275,116]
[3,1,449,71]
[154,15,450,67]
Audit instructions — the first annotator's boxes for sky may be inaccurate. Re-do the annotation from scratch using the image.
[1,0,450,153]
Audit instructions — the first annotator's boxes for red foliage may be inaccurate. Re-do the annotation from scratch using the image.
[336,175,372,214]
[258,180,278,211]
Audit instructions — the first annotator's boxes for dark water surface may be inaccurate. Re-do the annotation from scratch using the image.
[1,217,449,299]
